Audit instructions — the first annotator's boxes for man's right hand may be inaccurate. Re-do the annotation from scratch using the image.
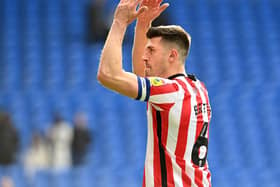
[137,0,169,26]
[114,0,148,27]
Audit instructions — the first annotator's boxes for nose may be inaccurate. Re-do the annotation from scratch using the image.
[142,52,148,59]
[142,49,150,60]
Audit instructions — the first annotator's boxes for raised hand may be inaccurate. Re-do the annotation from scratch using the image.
[137,0,169,24]
[114,0,148,26]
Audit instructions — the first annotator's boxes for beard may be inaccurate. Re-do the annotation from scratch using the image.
[144,67,153,77]
[144,69,149,77]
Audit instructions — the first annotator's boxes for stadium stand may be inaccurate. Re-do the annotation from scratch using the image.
[0,0,279,186]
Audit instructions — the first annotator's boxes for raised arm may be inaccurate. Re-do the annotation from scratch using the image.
[97,0,147,99]
[132,0,169,76]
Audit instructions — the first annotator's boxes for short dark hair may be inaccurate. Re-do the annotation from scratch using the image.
[146,25,191,61]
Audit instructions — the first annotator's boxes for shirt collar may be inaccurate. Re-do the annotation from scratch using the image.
[168,73,197,81]
[167,73,186,80]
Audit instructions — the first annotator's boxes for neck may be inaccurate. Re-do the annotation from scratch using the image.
[164,65,186,79]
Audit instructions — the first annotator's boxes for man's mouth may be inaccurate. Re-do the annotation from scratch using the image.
[144,61,151,68]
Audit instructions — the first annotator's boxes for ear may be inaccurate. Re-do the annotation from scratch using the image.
[168,49,179,63]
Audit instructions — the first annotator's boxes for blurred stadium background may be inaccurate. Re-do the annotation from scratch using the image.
[0,0,279,186]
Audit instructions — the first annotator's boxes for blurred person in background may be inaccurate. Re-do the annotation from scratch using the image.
[24,132,50,180]
[86,0,111,43]
[47,113,73,171]
[97,0,212,186]
[0,111,19,167]
[0,176,14,187]
[71,112,92,166]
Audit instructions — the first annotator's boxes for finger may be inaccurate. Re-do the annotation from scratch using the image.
[133,0,143,7]
[151,0,157,7]
[158,3,169,13]
[141,0,149,6]
[157,0,163,4]
[154,0,162,6]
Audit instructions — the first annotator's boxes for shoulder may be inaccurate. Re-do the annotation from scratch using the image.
[148,77,175,87]
[136,76,182,103]
[147,77,180,93]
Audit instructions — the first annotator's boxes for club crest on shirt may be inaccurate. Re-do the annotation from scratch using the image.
[150,77,164,86]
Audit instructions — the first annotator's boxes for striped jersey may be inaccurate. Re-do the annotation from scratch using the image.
[135,74,212,187]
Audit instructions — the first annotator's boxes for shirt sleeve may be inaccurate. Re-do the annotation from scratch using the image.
[135,76,180,103]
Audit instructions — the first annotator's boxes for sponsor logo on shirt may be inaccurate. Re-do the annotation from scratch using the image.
[150,78,164,86]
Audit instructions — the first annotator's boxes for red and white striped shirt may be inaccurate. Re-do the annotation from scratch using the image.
[136,74,212,187]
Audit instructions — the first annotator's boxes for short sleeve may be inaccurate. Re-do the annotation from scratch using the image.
[135,77,180,103]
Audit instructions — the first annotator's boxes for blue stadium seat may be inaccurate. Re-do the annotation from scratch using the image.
[33,170,51,187]
[0,0,280,186]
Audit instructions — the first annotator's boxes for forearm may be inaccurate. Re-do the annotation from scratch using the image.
[98,20,127,79]
[132,21,151,77]
[97,19,139,99]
